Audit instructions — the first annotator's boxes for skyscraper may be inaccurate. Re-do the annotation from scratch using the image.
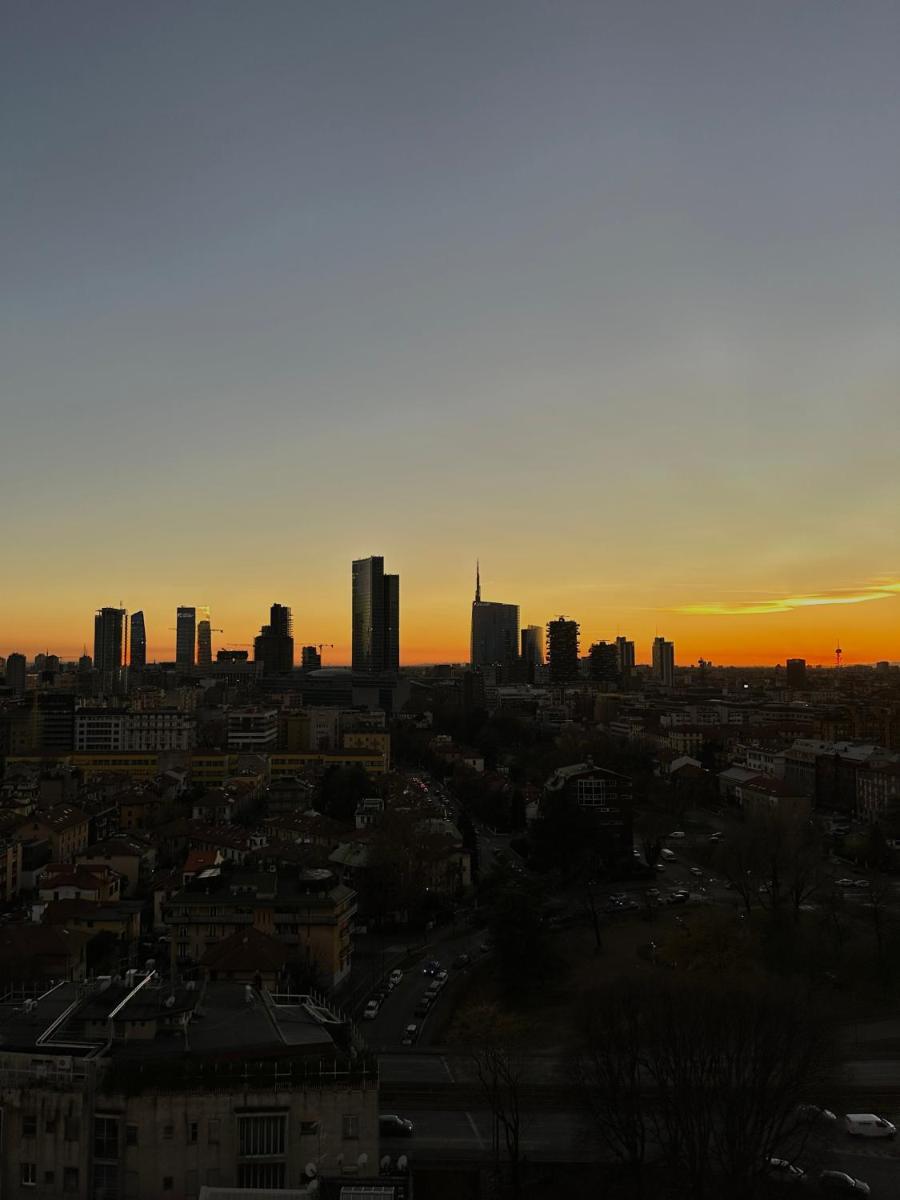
[301,645,322,671]
[94,607,126,691]
[176,607,196,670]
[130,611,147,669]
[470,564,519,671]
[652,636,675,686]
[5,652,26,697]
[589,641,619,683]
[352,557,400,673]
[785,658,807,689]
[254,603,294,675]
[615,636,636,678]
[547,616,580,683]
[521,625,544,668]
[197,607,212,668]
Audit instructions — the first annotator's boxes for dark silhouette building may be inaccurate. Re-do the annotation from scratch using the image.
[786,658,807,689]
[352,557,400,673]
[93,607,125,691]
[652,636,675,686]
[130,611,146,669]
[254,603,294,675]
[301,645,322,671]
[176,606,196,671]
[470,564,519,671]
[547,616,580,683]
[616,636,635,679]
[197,607,212,669]
[5,653,26,697]
[589,640,619,683]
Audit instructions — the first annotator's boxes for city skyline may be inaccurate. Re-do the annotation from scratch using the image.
[2,4,899,672]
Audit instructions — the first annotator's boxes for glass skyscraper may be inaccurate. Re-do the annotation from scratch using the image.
[130,611,146,669]
[176,606,196,670]
[352,556,400,673]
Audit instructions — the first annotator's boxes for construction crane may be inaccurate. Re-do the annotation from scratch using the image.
[317,643,334,653]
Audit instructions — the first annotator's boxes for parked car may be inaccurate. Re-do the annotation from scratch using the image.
[845,1113,896,1138]
[452,953,471,969]
[363,1000,380,1020]
[853,879,871,889]
[401,1023,418,1046]
[818,1170,871,1195]
[690,867,704,877]
[413,1001,431,1018]
[436,968,448,981]
[379,1113,415,1137]
[708,832,723,842]
[422,959,441,976]
[668,831,686,839]
[668,891,689,905]
[766,1158,805,1185]
[835,878,855,887]
[389,969,403,986]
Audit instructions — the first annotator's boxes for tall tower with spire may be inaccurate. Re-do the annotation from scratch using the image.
[469,563,519,670]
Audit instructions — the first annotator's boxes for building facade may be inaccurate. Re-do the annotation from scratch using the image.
[351,557,400,673]
[175,607,196,671]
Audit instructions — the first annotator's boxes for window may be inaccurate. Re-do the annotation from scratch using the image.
[23,1114,37,1137]
[21,1163,37,1187]
[162,1178,173,1192]
[93,1161,119,1198]
[44,1171,55,1185]
[187,1121,198,1144]
[162,1124,174,1140]
[207,1119,220,1145]
[63,1168,79,1193]
[238,1113,286,1157]
[45,1117,57,1133]
[65,1117,80,1141]
[300,1120,320,1135]
[238,1163,286,1188]
[94,1115,120,1160]
[342,1114,359,1140]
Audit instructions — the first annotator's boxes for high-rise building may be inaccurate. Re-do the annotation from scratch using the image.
[94,607,126,691]
[547,616,580,683]
[352,557,400,673]
[197,606,212,668]
[652,636,675,686]
[254,603,295,675]
[786,658,807,689]
[176,607,196,670]
[130,611,147,669]
[302,645,322,671]
[470,564,519,671]
[5,653,26,697]
[589,641,619,683]
[615,636,636,678]
[521,625,544,668]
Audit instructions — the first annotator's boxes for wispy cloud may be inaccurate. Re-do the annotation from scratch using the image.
[675,582,900,617]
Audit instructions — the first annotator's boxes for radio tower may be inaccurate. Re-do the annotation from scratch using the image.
[835,642,843,669]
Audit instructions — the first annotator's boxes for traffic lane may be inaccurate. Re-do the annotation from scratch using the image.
[823,1150,900,1200]
[381,1108,596,1158]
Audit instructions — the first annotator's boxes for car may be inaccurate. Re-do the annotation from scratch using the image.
[401,1023,418,1045]
[379,1113,415,1138]
[422,960,441,976]
[708,832,723,842]
[647,887,661,897]
[835,878,855,887]
[363,1000,380,1020]
[796,1104,837,1125]
[690,867,704,877]
[766,1158,805,1185]
[845,1113,896,1138]
[656,863,666,872]
[436,968,448,981]
[413,1001,431,1017]
[452,953,471,969]
[389,969,403,986]
[818,1170,871,1195]
[479,940,493,953]
[853,879,871,889]
[668,831,686,839]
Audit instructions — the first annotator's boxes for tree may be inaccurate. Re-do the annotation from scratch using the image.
[484,878,558,997]
[318,765,373,825]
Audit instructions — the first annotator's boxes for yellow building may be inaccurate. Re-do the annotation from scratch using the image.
[342,731,391,771]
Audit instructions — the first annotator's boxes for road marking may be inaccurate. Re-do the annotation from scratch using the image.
[441,1056,456,1082]
[465,1111,485,1149]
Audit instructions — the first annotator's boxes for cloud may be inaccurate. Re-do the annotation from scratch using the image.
[675,582,900,617]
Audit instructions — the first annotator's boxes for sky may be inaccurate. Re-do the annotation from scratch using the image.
[2,1,899,667]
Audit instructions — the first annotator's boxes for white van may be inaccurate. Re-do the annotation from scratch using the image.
[660,848,676,862]
[845,1113,896,1139]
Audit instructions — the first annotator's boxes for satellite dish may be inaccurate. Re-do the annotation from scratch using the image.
[304,1163,318,1179]
[380,1155,391,1172]
[357,1152,368,1168]
[397,1154,409,1172]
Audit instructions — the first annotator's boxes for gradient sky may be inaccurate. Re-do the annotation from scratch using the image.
[3,1,900,666]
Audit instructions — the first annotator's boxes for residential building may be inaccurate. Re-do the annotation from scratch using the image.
[615,637,636,678]
[0,976,378,1199]
[541,761,634,861]
[196,606,212,668]
[301,645,321,671]
[588,640,619,683]
[226,709,279,752]
[352,556,400,673]
[130,611,147,669]
[547,617,580,684]
[652,636,675,686]
[0,837,22,901]
[175,606,196,671]
[17,804,91,862]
